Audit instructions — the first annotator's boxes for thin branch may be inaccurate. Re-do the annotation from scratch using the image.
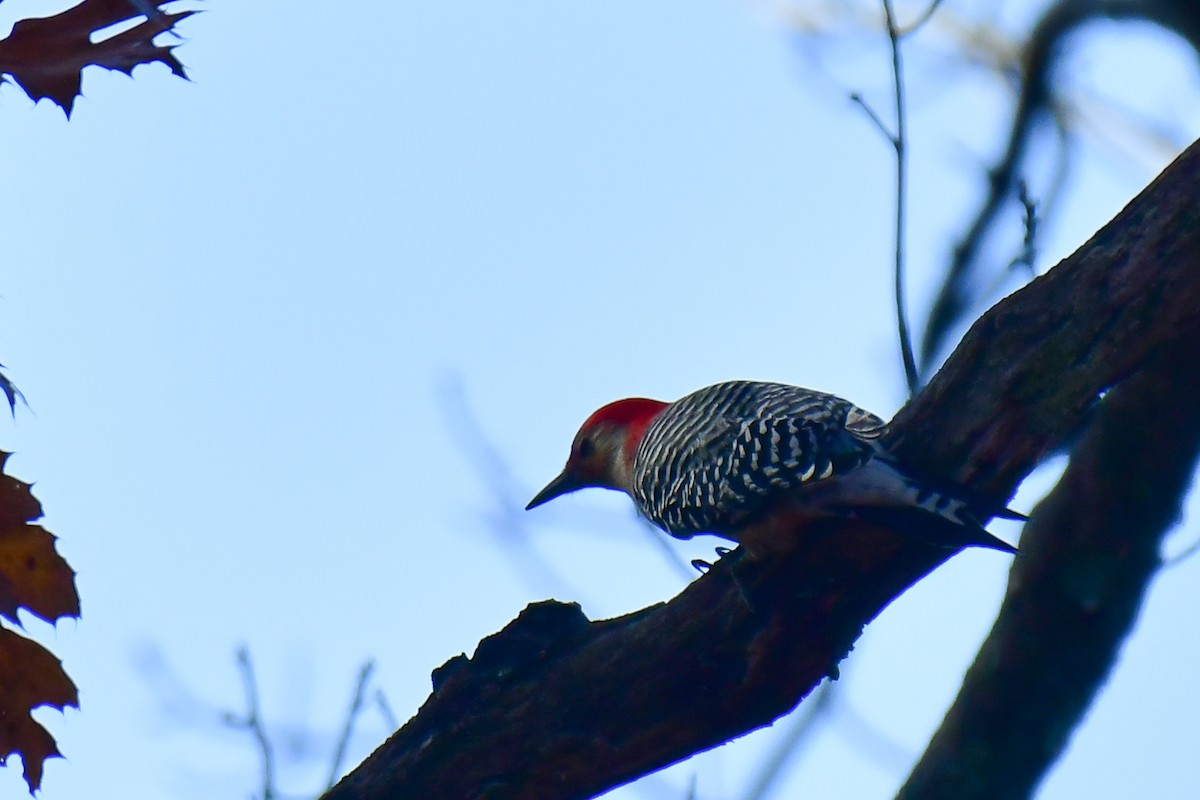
[326,661,377,791]
[639,518,701,583]
[228,646,277,800]
[436,373,579,597]
[979,178,1040,302]
[1039,109,1074,234]
[136,643,235,730]
[1162,529,1200,569]
[374,690,398,731]
[440,371,696,587]
[897,0,947,38]
[1007,179,1038,274]
[881,0,921,396]
[833,697,912,771]
[853,0,920,396]
[741,681,835,800]
[849,92,895,141]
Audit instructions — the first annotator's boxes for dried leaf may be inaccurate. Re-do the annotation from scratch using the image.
[0,0,195,116]
[0,525,80,626]
[0,364,25,415]
[0,453,79,625]
[0,454,43,531]
[0,452,79,792]
[0,626,78,792]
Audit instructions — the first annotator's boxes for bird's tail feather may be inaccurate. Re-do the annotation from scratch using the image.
[849,505,1019,555]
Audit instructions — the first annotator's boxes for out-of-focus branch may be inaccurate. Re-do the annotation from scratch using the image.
[324,137,1200,800]
[439,373,697,588]
[898,0,947,38]
[326,661,377,792]
[742,681,835,800]
[437,375,579,595]
[227,647,277,800]
[919,0,1200,372]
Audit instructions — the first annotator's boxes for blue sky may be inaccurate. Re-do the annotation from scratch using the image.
[1,0,1198,797]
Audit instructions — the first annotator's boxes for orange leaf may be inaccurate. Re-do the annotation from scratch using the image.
[0,626,78,793]
[0,0,195,116]
[0,526,80,626]
[0,453,79,625]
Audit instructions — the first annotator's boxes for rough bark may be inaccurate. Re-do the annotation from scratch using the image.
[324,138,1200,800]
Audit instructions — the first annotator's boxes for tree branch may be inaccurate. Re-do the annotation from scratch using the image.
[897,330,1200,800]
[324,137,1200,800]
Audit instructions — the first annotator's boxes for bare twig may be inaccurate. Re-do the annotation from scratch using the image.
[639,518,700,583]
[850,92,895,141]
[227,646,277,800]
[326,661,377,791]
[897,0,946,38]
[374,690,398,731]
[833,696,912,771]
[742,681,835,800]
[1008,180,1039,274]
[439,372,695,588]
[881,0,920,396]
[853,0,920,395]
[436,373,578,597]
[1162,530,1200,569]
[1040,110,1074,233]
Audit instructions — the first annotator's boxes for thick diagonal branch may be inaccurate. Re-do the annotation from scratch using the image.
[324,137,1200,800]
[324,522,956,800]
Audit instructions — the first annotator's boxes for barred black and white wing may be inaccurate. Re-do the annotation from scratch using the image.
[631,381,884,538]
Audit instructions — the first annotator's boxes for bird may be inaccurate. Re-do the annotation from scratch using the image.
[526,380,1020,555]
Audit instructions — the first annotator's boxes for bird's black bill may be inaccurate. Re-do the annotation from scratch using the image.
[526,470,581,510]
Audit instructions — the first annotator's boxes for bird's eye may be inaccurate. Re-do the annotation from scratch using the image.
[577,437,594,458]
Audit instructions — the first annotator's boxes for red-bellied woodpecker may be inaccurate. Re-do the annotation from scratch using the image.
[526,380,1020,554]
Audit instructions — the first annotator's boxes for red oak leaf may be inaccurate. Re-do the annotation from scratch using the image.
[0,0,195,116]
